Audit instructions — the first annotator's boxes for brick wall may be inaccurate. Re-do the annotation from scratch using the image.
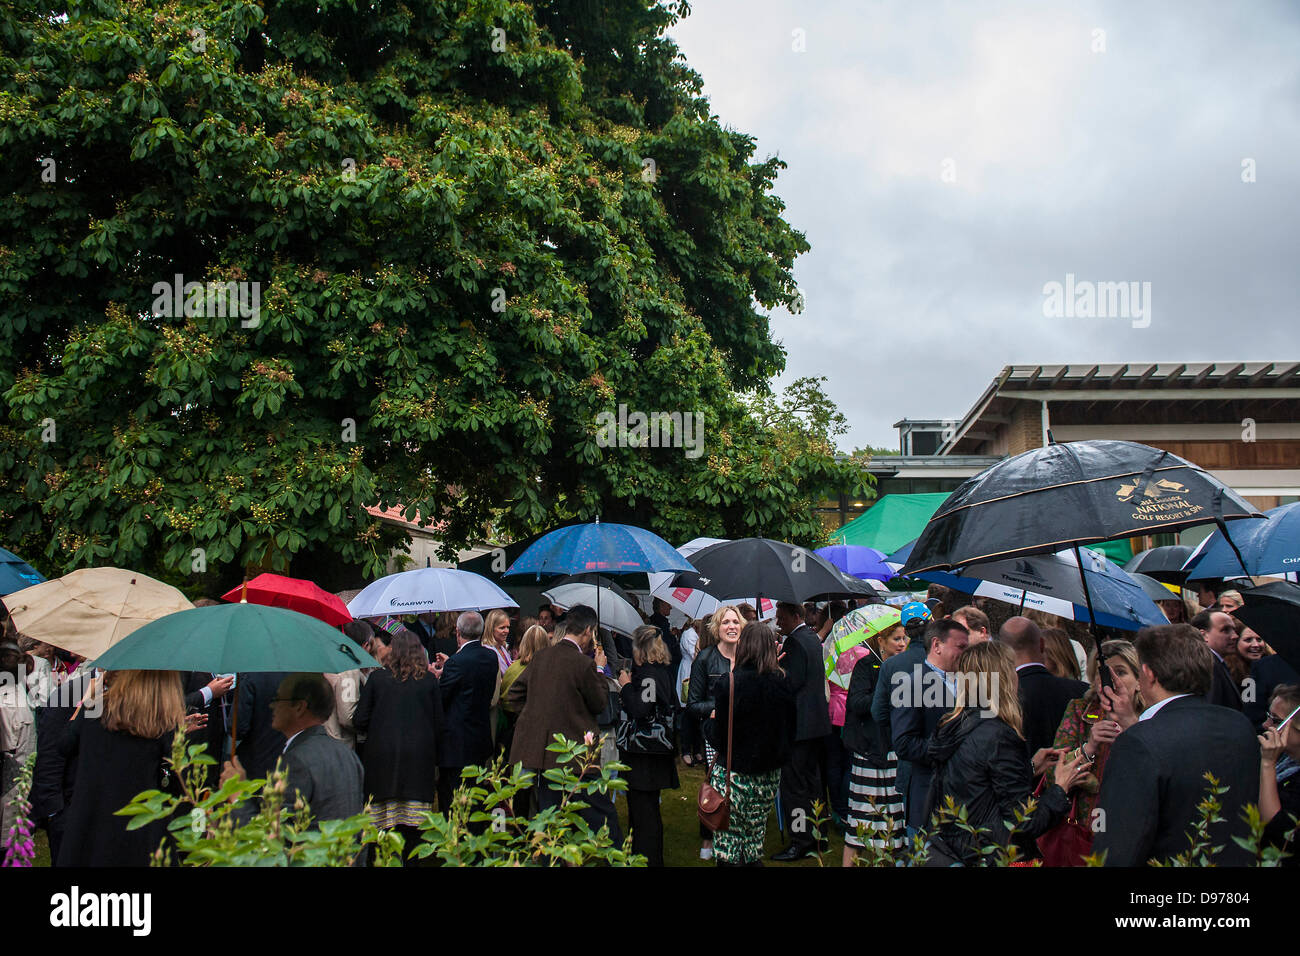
[1006,402,1045,456]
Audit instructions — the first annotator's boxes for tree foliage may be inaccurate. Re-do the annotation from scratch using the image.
[0,0,866,585]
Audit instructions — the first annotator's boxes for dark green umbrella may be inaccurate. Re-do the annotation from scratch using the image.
[90,603,376,673]
[91,603,378,758]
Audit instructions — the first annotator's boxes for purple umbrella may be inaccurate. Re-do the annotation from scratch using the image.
[815,545,893,582]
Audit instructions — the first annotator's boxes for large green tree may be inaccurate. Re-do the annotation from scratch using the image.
[0,0,870,588]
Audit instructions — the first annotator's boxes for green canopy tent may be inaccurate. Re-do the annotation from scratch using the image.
[830,493,951,555]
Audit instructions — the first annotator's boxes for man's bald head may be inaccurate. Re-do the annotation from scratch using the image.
[998,616,1044,663]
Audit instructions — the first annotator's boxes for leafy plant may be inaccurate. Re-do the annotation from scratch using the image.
[117,729,403,866]
[2,752,37,867]
[116,728,642,866]
[410,733,642,866]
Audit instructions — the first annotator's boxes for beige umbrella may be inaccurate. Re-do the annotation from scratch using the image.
[3,567,194,659]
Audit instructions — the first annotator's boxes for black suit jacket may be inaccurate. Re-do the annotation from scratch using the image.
[1095,695,1259,866]
[1017,664,1089,756]
[438,640,499,768]
[32,673,87,822]
[890,660,957,828]
[233,671,290,781]
[1244,654,1300,731]
[1207,654,1244,711]
[782,624,832,742]
[182,672,231,786]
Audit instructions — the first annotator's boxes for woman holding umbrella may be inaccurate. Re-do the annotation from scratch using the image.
[56,670,189,866]
[353,632,444,859]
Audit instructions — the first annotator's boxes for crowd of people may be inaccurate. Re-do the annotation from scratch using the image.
[1,578,1298,868]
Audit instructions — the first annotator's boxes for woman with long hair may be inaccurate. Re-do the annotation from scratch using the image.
[482,608,514,675]
[499,624,552,756]
[1046,639,1145,862]
[924,642,1088,866]
[1041,627,1082,681]
[841,622,910,864]
[616,626,680,866]
[687,605,743,860]
[707,621,795,866]
[353,631,444,859]
[56,669,188,866]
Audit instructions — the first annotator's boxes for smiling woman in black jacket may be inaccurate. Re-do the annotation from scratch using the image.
[924,641,1088,866]
[707,621,795,867]
[686,605,743,860]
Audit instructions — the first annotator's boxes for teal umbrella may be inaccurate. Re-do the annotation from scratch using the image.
[91,603,378,759]
[90,603,377,673]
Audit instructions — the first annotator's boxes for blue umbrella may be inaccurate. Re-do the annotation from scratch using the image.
[884,539,916,574]
[0,547,45,597]
[815,545,893,581]
[503,521,695,667]
[903,548,1167,631]
[1183,502,1300,581]
[502,521,694,579]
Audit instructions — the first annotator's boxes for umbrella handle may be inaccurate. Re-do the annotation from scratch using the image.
[228,683,240,768]
[1073,545,1110,690]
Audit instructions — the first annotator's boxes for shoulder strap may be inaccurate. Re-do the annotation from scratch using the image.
[724,667,735,791]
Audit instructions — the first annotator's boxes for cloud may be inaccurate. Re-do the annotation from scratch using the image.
[668,0,1300,450]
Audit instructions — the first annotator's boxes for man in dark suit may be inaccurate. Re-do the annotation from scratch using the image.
[507,604,621,840]
[891,616,969,836]
[182,671,235,789]
[1192,609,1245,711]
[223,672,363,825]
[870,603,933,814]
[1096,624,1260,866]
[232,670,290,781]
[999,616,1089,757]
[432,610,499,813]
[771,602,833,861]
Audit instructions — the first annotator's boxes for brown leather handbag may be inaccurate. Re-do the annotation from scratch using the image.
[697,669,735,832]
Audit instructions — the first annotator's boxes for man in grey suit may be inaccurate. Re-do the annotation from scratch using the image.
[222,672,363,825]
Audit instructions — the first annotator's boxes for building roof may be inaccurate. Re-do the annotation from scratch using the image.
[940,362,1300,454]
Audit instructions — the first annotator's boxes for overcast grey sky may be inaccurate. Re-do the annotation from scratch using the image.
[667,0,1300,451]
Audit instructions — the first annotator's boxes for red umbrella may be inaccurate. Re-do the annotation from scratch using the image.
[220,573,351,627]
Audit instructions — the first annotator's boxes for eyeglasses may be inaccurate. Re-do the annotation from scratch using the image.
[268,696,303,705]
[1265,712,1287,725]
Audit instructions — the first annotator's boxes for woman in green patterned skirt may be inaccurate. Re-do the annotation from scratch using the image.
[707,621,796,866]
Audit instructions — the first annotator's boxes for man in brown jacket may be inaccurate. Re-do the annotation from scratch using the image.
[506,604,621,841]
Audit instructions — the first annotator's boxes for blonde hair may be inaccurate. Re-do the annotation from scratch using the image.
[941,641,1023,738]
[1084,640,1146,715]
[517,624,552,664]
[1217,589,1244,609]
[100,670,186,739]
[483,609,511,650]
[708,605,745,645]
[631,625,671,666]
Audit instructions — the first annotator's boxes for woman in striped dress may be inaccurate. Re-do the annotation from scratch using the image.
[841,623,909,865]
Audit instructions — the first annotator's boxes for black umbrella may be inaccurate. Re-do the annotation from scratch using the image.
[1124,545,1196,585]
[901,440,1261,575]
[678,538,863,607]
[1230,581,1300,676]
[1127,571,1182,605]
